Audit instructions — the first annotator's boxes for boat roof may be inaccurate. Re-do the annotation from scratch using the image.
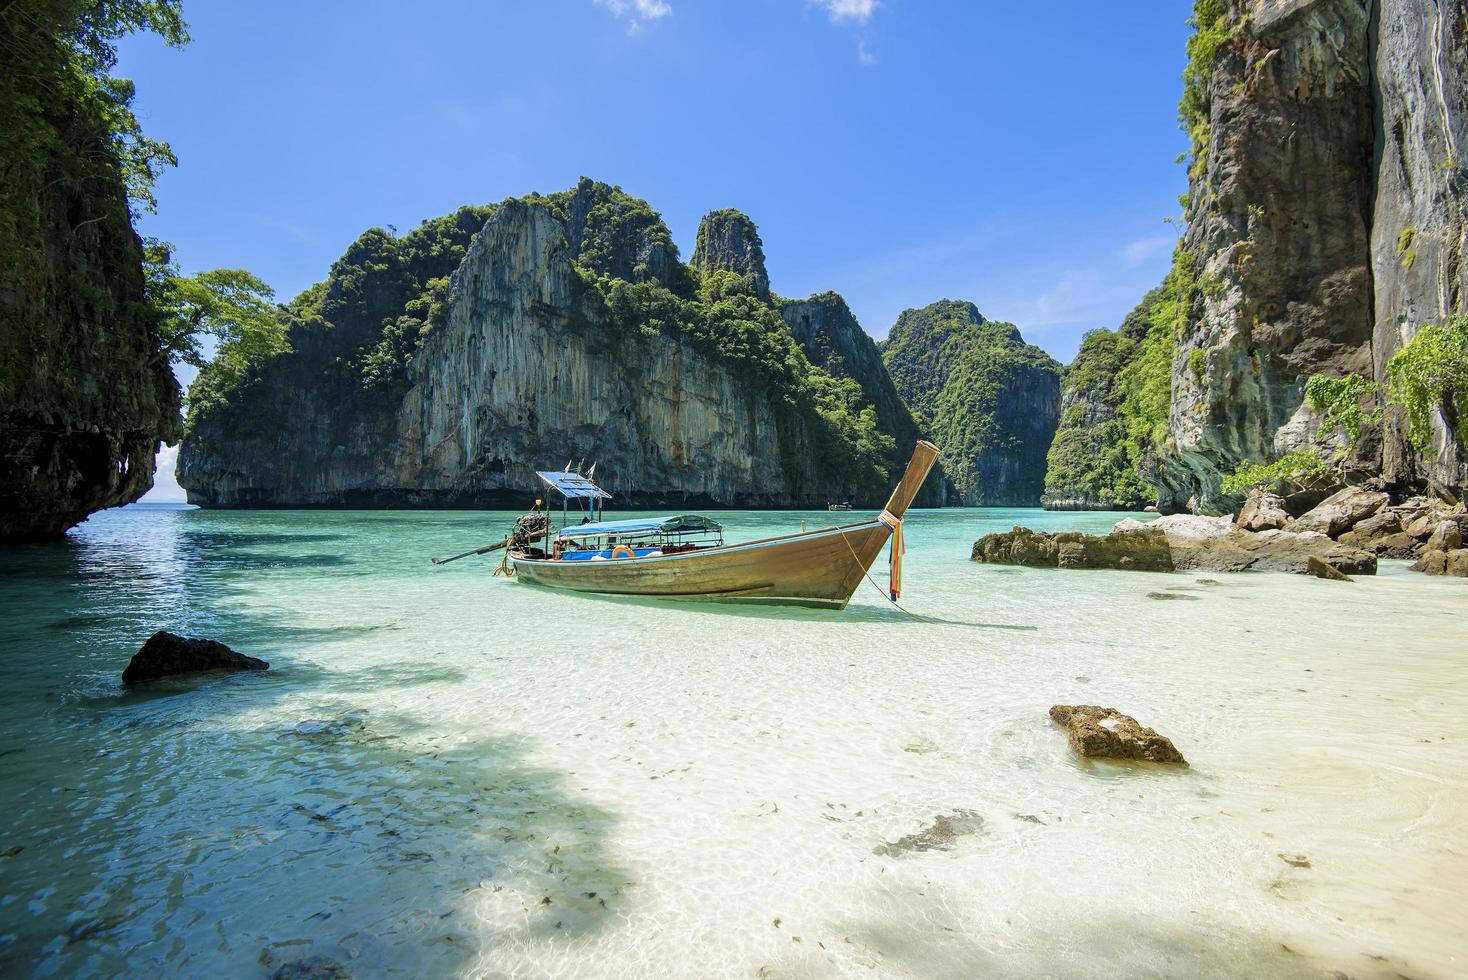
[535,470,612,500]
[558,515,723,538]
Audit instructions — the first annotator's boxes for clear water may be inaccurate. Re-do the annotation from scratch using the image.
[1,504,1465,978]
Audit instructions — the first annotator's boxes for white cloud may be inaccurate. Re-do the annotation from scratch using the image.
[1120,234,1172,266]
[819,0,877,23]
[594,0,671,32]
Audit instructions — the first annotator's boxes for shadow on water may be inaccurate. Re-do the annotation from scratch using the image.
[0,703,629,975]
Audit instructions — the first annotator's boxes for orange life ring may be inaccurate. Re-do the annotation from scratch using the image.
[611,544,636,560]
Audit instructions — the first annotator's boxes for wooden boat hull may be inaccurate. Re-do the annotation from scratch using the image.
[510,519,893,609]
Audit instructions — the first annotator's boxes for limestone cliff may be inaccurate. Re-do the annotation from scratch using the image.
[1157,0,1467,511]
[690,209,770,302]
[881,300,1061,505]
[780,292,943,505]
[0,42,182,537]
[1043,293,1158,510]
[180,180,914,509]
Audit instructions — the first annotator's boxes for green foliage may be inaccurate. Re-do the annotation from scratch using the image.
[1187,348,1207,384]
[146,239,285,389]
[1179,0,1237,171]
[884,301,1061,504]
[1304,372,1380,452]
[1220,450,1331,496]
[1,1,188,230]
[1386,315,1468,450]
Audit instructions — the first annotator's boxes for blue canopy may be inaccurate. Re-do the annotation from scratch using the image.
[536,470,612,500]
[557,515,723,539]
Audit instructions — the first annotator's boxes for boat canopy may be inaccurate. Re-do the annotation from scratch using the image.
[557,515,723,539]
[536,471,612,500]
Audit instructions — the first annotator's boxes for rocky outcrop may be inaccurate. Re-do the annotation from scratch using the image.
[690,209,770,302]
[180,181,915,509]
[1043,292,1158,510]
[121,631,268,685]
[882,301,1061,505]
[1237,488,1289,531]
[1288,486,1389,536]
[780,292,940,505]
[1048,705,1187,764]
[970,523,1174,571]
[0,39,181,537]
[1152,0,1467,512]
[1370,0,1468,498]
[971,514,1377,575]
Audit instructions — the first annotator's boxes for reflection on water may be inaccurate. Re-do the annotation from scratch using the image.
[0,504,1465,977]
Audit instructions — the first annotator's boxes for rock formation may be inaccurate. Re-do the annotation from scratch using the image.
[690,209,770,302]
[971,514,1377,575]
[121,631,268,685]
[1043,291,1159,510]
[881,300,1061,505]
[0,25,181,538]
[180,181,916,509]
[1154,0,1467,512]
[779,292,941,504]
[1048,705,1187,764]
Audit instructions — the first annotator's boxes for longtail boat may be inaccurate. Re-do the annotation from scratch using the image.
[487,441,939,609]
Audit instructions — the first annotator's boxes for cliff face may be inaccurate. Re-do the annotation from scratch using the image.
[1159,0,1467,511]
[180,181,915,509]
[690,209,770,302]
[1370,0,1468,495]
[779,292,942,505]
[882,300,1061,506]
[0,74,181,537]
[1043,294,1158,509]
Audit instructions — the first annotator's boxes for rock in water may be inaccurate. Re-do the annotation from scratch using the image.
[121,631,268,685]
[1236,489,1289,532]
[1048,705,1187,765]
[1411,521,1468,577]
[271,957,350,980]
[971,515,1375,576]
[1306,556,1351,581]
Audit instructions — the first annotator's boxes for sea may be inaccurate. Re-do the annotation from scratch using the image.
[0,503,1464,978]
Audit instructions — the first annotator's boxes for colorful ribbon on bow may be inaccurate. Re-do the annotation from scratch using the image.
[888,519,905,601]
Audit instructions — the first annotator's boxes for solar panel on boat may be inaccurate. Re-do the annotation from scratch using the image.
[535,471,612,500]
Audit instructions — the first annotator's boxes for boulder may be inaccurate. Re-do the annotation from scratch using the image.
[1412,548,1468,577]
[969,524,1174,572]
[972,517,1376,576]
[1337,511,1422,559]
[1236,489,1290,531]
[1289,487,1389,537]
[121,630,268,685]
[1113,515,1377,575]
[1425,520,1463,552]
[1048,705,1186,764]
[1306,555,1351,581]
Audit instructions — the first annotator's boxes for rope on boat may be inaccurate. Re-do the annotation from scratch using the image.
[836,525,924,620]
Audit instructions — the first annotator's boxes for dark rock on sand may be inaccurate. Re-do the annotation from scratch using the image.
[1048,705,1187,764]
[872,810,984,856]
[121,630,268,685]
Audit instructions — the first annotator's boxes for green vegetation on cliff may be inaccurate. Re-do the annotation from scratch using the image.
[1387,315,1468,449]
[185,181,906,504]
[882,301,1061,505]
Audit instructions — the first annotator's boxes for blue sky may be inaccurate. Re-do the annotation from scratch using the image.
[129,0,1191,499]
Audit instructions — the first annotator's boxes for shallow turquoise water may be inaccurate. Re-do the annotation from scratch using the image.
[1,504,1465,978]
